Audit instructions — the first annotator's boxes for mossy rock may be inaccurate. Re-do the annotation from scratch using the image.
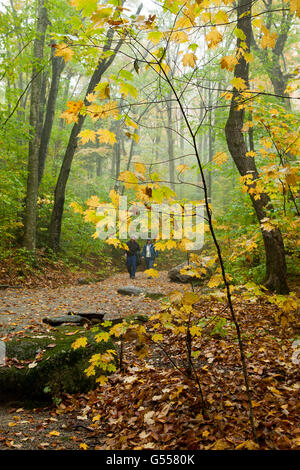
[0,325,115,402]
[144,292,165,300]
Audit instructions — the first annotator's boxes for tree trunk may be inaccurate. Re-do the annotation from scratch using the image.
[49,30,122,251]
[166,92,175,190]
[251,8,292,102]
[22,0,48,251]
[38,50,65,186]
[96,155,102,177]
[207,85,214,202]
[225,0,289,294]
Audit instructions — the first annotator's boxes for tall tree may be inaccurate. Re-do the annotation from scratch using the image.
[38,48,65,186]
[251,2,293,100]
[225,0,289,294]
[49,29,123,250]
[166,90,175,190]
[22,0,49,251]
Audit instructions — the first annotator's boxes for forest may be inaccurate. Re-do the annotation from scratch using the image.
[0,0,299,453]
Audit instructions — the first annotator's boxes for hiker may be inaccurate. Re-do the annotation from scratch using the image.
[125,236,140,279]
[142,239,158,277]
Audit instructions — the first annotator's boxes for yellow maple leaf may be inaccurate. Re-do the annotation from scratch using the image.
[235,440,259,450]
[289,0,300,17]
[96,129,117,146]
[120,81,138,98]
[151,333,163,342]
[220,55,238,72]
[182,52,197,68]
[175,15,195,30]
[96,375,108,385]
[214,10,229,24]
[118,170,138,188]
[87,101,119,121]
[213,151,228,165]
[207,275,223,288]
[70,201,83,214]
[243,51,254,63]
[190,325,202,337]
[92,414,101,422]
[206,28,223,49]
[106,238,122,248]
[165,239,177,250]
[169,31,189,43]
[132,133,140,144]
[125,116,138,129]
[183,292,200,305]
[245,151,257,157]
[260,28,277,49]
[134,162,146,175]
[208,439,231,450]
[94,82,110,100]
[79,443,88,450]
[79,129,97,145]
[85,93,98,103]
[86,195,101,208]
[145,268,159,278]
[72,337,88,350]
[61,100,84,124]
[231,76,247,90]
[177,163,190,172]
[147,31,163,45]
[49,431,60,437]
[54,43,74,62]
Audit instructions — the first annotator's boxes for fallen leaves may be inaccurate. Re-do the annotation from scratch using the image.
[0,272,299,450]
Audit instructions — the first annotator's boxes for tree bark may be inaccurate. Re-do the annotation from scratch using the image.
[207,83,215,202]
[22,0,48,251]
[251,7,292,101]
[38,50,65,186]
[49,30,122,251]
[225,0,289,294]
[166,92,175,190]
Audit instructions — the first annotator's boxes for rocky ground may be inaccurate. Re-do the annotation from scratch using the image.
[0,271,299,451]
[0,270,185,450]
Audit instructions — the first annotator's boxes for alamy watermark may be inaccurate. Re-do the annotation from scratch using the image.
[94,196,204,250]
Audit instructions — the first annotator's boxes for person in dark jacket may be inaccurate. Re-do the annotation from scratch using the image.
[125,236,140,279]
[141,239,158,278]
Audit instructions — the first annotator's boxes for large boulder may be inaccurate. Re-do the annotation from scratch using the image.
[42,312,106,326]
[168,259,215,284]
[42,315,86,326]
[117,286,164,299]
[0,325,115,402]
[117,286,144,296]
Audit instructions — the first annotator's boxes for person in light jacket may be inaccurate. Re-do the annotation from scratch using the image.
[141,239,158,277]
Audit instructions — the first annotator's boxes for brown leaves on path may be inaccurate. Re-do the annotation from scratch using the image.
[0,271,299,450]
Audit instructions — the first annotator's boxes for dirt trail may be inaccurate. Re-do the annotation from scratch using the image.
[0,270,185,450]
[0,271,183,337]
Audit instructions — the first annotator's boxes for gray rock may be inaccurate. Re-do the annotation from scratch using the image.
[42,315,86,326]
[67,311,105,322]
[117,286,144,296]
[117,286,164,299]
[0,326,116,401]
